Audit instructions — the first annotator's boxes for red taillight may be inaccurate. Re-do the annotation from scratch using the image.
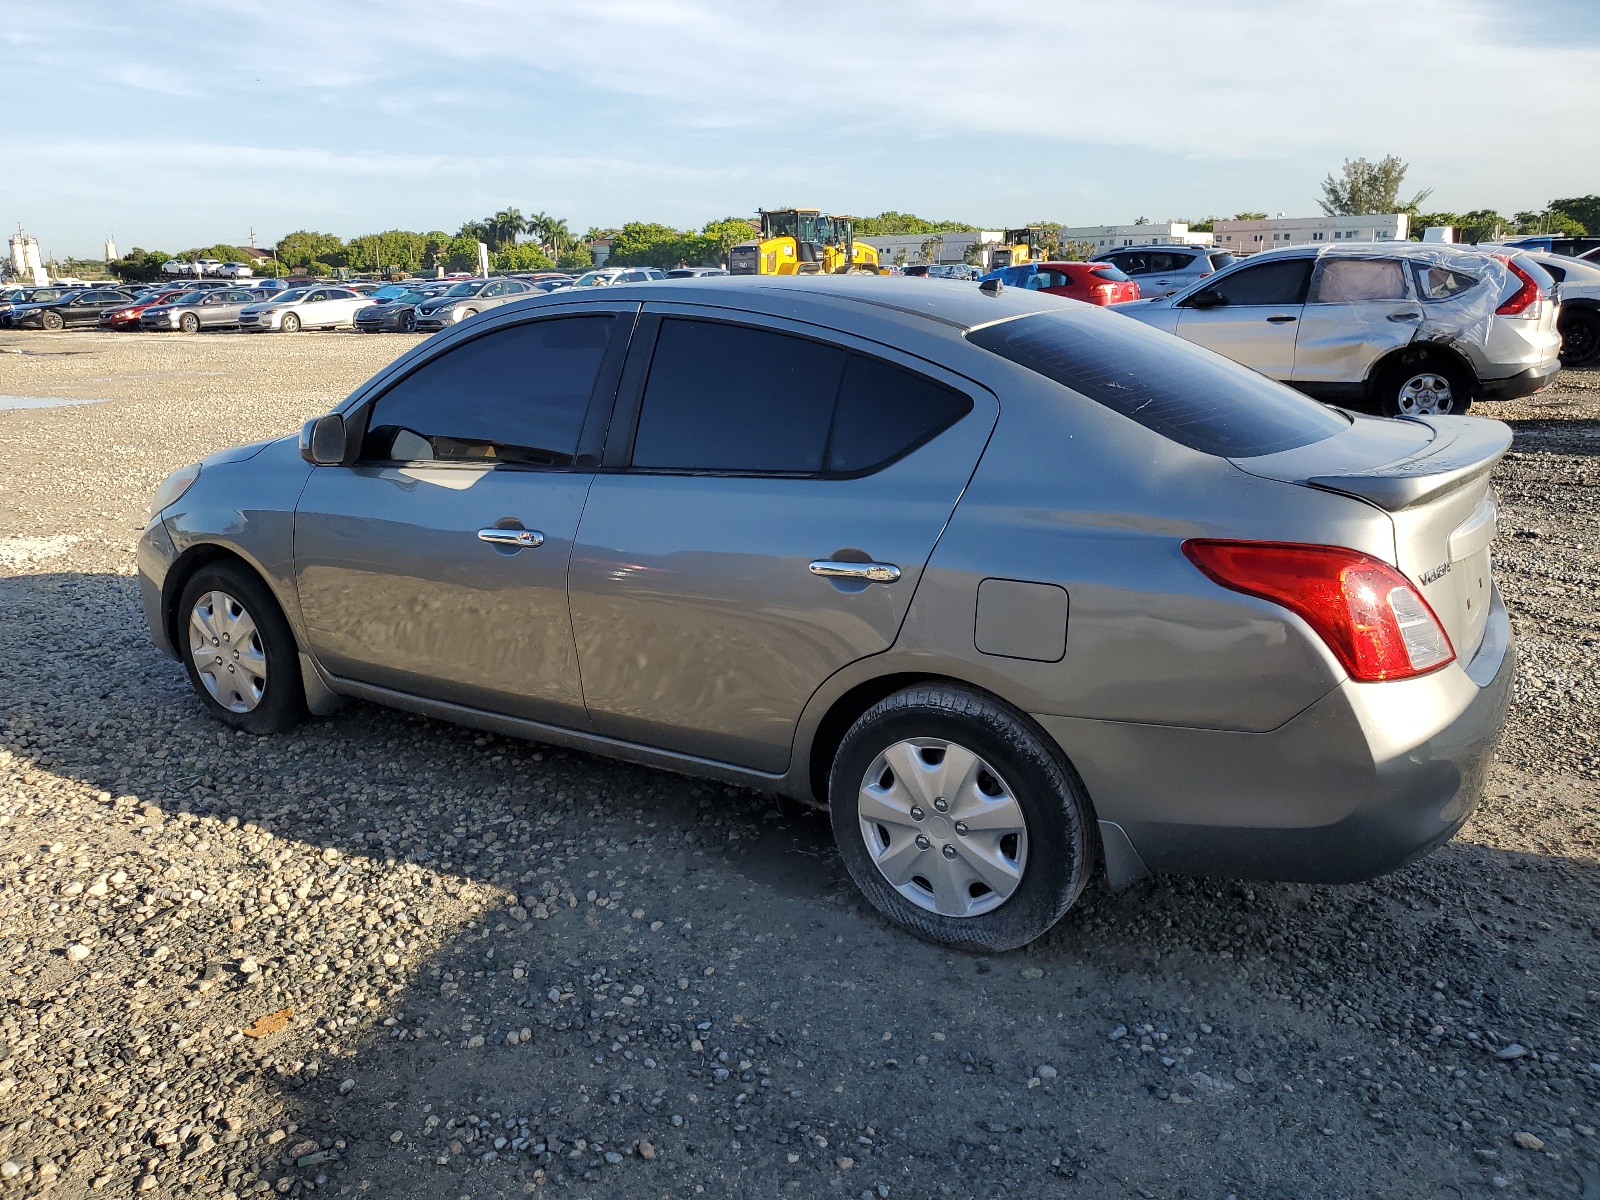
[1182,540,1455,681]
[1089,283,1117,305]
[1493,254,1544,318]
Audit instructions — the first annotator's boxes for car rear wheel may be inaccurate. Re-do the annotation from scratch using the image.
[42,311,64,331]
[1378,356,1471,417]
[179,312,200,334]
[829,684,1095,951]
[178,563,306,735]
[1558,307,1600,367]
[280,312,301,333]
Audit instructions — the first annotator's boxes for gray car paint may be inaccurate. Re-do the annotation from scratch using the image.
[139,276,1515,889]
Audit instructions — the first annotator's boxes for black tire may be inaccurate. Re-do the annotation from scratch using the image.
[180,312,200,334]
[1558,306,1600,368]
[280,312,301,333]
[403,311,418,333]
[42,311,64,331]
[177,563,307,735]
[828,684,1095,952]
[1377,353,1472,417]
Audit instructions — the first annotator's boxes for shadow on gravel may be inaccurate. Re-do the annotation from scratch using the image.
[1504,417,1600,457]
[4,569,1600,1200]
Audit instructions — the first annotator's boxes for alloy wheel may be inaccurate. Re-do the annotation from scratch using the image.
[1394,372,1457,416]
[857,738,1029,918]
[188,590,267,713]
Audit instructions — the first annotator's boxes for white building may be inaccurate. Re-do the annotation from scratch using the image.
[1212,213,1410,255]
[858,231,999,267]
[1057,222,1214,252]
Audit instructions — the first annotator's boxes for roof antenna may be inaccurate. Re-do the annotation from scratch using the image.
[979,278,1003,295]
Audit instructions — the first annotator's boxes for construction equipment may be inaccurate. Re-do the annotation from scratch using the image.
[728,209,881,276]
[987,227,1047,271]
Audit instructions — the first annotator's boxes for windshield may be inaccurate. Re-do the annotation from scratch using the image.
[572,271,616,287]
[967,311,1349,458]
[263,289,309,305]
[373,285,411,299]
[443,281,485,297]
[174,292,209,306]
[763,210,798,240]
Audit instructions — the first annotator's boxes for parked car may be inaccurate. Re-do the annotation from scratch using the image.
[8,287,138,330]
[977,261,1140,305]
[1114,243,1561,415]
[1501,234,1600,259]
[665,267,729,279]
[1091,245,1235,299]
[238,287,370,333]
[1580,247,1600,265]
[1513,250,1600,366]
[219,263,255,278]
[139,287,261,333]
[927,264,979,281]
[353,285,450,333]
[0,286,73,326]
[140,276,1514,950]
[566,267,665,288]
[413,278,540,331]
[99,287,195,330]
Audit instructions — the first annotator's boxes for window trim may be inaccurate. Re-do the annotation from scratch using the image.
[603,306,982,481]
[347,309,637,472]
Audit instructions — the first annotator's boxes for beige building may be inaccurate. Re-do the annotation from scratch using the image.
[1213,213,1410,255]
[1057,222,1214,252]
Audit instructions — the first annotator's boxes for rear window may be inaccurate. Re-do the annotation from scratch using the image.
[1089,264,1131,282]
[966,312,1348,458]
[1208,252,1237,270]
[1412,265,1479,300]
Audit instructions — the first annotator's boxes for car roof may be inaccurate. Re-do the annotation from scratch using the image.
[497,273,1066,335]
[1097,244,1211,254]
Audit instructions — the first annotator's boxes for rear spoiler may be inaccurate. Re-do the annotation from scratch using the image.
[1305,417,1512,511]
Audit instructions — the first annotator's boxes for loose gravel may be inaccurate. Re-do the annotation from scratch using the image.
[1,329,1597,1200]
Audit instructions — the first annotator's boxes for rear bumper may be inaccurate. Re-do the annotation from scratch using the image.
[1037,586,1515,885]
[1480,360,1559,400]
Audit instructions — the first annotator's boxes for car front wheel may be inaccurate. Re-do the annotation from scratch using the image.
[280,312,301,333]
[829,684,1095,951]
[178,563,307,735]
[180,312,200,334]
[1558,307,1600,367]
[42,311,64,331]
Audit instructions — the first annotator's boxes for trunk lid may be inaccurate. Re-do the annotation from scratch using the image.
[1233,413,1512,661]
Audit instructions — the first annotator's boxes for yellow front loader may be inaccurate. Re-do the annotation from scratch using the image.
[727,209,881,275]
[987,227,1047,271]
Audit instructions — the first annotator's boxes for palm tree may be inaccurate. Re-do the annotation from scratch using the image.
[486,208,526,253]
[542,216,573,257]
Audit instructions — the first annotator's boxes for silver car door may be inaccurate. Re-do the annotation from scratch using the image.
[1292,257,1419,389]
[1172,256,1313,379]
[293,307,634,724]
[568,308,998,773]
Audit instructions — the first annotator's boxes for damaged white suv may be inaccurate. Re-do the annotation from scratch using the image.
[1114,242,1562,416]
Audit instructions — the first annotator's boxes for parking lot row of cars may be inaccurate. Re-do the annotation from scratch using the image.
[0,265,731,335]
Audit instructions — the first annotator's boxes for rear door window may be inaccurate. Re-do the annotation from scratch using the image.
[1308,258,1409,303]
[1187,258,1313,306]
[1109,252,1150,275]
[1146,252,1194,273]
[362,316,617,467]
[629,318,973,475]
[967,311,1348,458]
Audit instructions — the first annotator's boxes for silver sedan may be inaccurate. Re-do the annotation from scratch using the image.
[139,287,263,332]
[138,277,1515,950]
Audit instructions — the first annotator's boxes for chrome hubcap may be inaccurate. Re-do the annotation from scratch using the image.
[1396,372,1455,415]
[858,738,1028,918]
[188,590,267,713]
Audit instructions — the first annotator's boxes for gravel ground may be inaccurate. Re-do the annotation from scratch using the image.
[1,329,1597,1200]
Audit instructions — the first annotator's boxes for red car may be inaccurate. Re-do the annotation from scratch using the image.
[1025,261,1141,305]
[99,288,193,330]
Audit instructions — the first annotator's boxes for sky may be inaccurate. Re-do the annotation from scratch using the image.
[4,0,1598,259]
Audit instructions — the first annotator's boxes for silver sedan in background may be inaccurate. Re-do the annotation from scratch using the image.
[139,277,1514,950]
[139,287,264,333]
[238,287,370,333]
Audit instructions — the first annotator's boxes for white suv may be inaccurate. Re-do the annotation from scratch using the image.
[1115,243,1562,415]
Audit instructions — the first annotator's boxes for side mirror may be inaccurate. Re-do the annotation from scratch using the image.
[1185,288,1227,309]
[299,414,347,465]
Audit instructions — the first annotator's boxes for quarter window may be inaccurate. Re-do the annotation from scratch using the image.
[629,319,973,476]
[362,316,616,467]
[1413,264,1479,300]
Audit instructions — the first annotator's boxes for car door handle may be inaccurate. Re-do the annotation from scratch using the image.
[809,559,900,584]
[1388,312,1421,321]
[477,528,544,548]
[1266,315,1298,324]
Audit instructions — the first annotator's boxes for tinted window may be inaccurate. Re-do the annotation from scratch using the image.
[1309,258,1408,303]
[1032,269,1072,290]
[827,356,972,475]
[1191,258,1313,307]
[1110,252,1150,275]
[1089,264,1131,282]
[1208,252,1237,270]
[363,316,615,467]
[633,320,845,472]
[1413,264,1480,300]
[967,311,1347,458]
[1146,252,1195,273]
